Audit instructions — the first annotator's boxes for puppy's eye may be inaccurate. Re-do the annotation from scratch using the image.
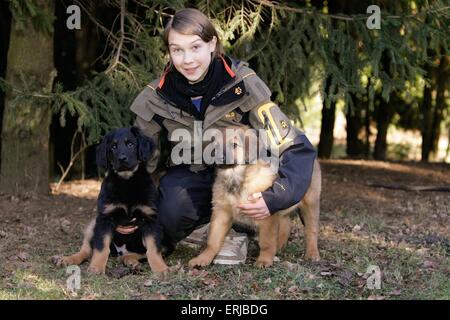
[126,142,134,148]
[111,143,117,150]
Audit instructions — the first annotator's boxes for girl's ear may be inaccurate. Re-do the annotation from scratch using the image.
[209,36,217,53]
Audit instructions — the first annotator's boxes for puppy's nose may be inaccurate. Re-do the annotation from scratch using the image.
[118,154,128,162]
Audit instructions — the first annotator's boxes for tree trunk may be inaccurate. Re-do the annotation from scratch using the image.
[364,101,371,158]
[421,64,436,162]
[0,2,12,167]
[346,94,365,158]
[430,55,449,160]
[373,49,397,161]
[446,127,450,162]
[373,99,394,160]
[318,100,336,159]
[0,1,55,195]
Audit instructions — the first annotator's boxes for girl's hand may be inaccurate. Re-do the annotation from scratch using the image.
[237,192,271,220]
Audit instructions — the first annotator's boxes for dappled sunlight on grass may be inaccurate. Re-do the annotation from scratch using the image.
[321,224,423,254]
[1,160,447,299]
[321,159,449,183]
[3,270,67,299]
[50,179,101,199]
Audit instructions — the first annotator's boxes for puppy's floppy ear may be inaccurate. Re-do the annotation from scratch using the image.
[131,126,154,162]
[96,131,113,170]
[244,128,260,164]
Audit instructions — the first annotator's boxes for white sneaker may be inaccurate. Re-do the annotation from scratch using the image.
[213,229,248,265]
[180,223,209,249]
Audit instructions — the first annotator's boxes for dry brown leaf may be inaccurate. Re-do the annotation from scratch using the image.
[81,294,100,300]
[282,261,298,272]
[149,293,167,300]
[288,285,299,293]
[188,268,208,277]
[388,289,402,296]
[143,280,153,287]
[17,252,29,261]
[422,260,436,269]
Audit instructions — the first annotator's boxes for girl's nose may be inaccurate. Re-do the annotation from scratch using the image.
[183,51,194,64]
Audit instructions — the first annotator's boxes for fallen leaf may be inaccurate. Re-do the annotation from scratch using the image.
[81,294,100,300]
[188,269,208,277]
[143,280,153,287]
[302,273,313,280]
[17,252,29,261]
[301,287,312,293]
[129,291,144,299]
[264,278,272,284]
[330,262,343,268]
[251,283,260,292]
[282,261,298,272]
[107,266,131,279]
[59,218,71,233]
[149,293,167,300]
[340,270,353,280]
[202,277,219,287]
[422,260,436,269]
[274,287,282,294]
[367,295,385,300]
[388,289,402,296]
[168,261,184,273]
[288,285,299,293]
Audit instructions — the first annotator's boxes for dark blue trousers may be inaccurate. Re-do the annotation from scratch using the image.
[157,165,214,249]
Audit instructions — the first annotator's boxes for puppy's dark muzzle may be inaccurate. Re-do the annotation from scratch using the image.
[118,154,128,163]
[114,154,136,171]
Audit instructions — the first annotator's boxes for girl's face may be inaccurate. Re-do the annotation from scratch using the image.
[168,29,217,83]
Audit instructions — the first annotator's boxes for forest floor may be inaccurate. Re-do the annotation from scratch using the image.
[0,160,449,300]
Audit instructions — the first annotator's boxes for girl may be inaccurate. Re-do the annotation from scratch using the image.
[130,8,319,264]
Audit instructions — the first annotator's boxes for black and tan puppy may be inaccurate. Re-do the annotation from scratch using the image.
[189,127,321,268]
[54,127,168,275]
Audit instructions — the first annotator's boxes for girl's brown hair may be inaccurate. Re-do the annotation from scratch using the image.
[163,8,224,57]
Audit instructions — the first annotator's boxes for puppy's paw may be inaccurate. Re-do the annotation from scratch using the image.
[87,265,106,275]
[152,266,169,280]
[304,250,320,262]
[255,258,273,268]
[188,255,213,268]
[51,255,74,267]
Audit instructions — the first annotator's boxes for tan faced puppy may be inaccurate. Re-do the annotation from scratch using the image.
[189,126,321,268]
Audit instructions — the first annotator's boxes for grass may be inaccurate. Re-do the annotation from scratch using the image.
[1,160,448,300]
[1,217,448,300]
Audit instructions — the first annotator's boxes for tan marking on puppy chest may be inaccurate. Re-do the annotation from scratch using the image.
[133,205,156,217]
[103,204,128,215]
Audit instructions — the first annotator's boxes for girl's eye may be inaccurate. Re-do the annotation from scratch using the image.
[192,45,199,50]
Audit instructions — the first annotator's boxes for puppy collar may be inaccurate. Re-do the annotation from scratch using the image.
[115,225,139,235]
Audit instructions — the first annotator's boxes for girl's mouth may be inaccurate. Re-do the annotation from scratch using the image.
[184,67,198,75]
